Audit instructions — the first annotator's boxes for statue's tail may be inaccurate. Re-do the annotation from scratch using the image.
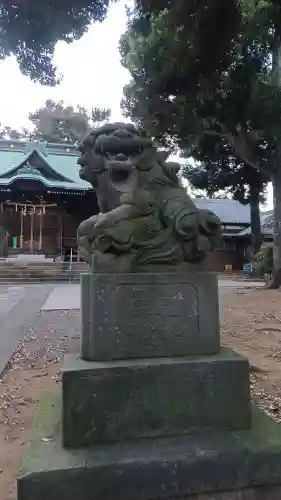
[173,207,221,262]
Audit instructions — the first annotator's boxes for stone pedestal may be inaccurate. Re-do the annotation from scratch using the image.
[17,393,281,500]
[62,349,250,447]
[81,272,220,360]
[18,272,281,500]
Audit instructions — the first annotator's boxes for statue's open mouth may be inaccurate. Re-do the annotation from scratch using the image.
[106,158,135,187]
[109,167,131,184]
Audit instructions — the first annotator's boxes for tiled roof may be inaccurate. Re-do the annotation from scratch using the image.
[194,198,251,224]
[0,139,89,190]
[237,211,273,237]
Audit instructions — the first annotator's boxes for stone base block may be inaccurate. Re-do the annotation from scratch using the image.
[62,349,250,447]
[18,392,281,500]
[81,271,220,361]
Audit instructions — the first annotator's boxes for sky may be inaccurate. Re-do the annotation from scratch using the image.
[0,0,273,209]
[0,1,131,130]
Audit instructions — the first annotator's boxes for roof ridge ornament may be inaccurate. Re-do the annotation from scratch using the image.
[17,161,42,176]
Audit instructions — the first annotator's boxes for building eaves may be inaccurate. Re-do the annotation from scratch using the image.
[194,198,251,224]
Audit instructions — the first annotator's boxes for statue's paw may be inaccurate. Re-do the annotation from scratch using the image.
[77,235,92,264]
[93,252,134,273]
[93,213,109,229]
[78,215,101,239]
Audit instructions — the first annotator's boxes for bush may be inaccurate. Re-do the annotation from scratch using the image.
[252,243,273,277]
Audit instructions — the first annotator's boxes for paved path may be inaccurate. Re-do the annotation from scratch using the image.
[41,279,263,311]
[41,284,80,311]
[0,284,54,375]
[0,286,24,317]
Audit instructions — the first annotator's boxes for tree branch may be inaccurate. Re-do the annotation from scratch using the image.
[227,132,273,178]
[189,122,274,178]
[188,130,228,138]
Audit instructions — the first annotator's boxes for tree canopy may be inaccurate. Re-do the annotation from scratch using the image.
[0,0,280,89]
[120,0,281,285]
[0,124,27,140]
[121,0,281,173]
[0,0,242,85]
[182,135,268,252]
[183,136,268,205]
[28,100,111,143]
[0,100,111,143]
[0,0,114,85]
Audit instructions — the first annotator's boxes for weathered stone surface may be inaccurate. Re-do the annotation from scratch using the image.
[177,486,281,499]
[77,123,221,269]
[81,271,220,361]
[62,348,250,447]
[18,392,281,500]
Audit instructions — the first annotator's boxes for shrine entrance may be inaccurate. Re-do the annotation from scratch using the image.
[6,203,63,255]
[20,205,46,252]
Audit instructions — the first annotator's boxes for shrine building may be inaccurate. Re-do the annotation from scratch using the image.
[0,139,98,257]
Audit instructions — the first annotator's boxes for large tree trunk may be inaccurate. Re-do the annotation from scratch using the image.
[265,169,281,289]
[249,184,261,255]
[266,44,281,289]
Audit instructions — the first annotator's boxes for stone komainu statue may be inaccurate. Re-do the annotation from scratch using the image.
[77,122,221,272]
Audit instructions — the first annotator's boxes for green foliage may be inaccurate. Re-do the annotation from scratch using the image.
[122,0,240,95]
[0,0,280,90]
[0,125,27,140]
[28,99,111,143]
[120,0,281,176]
[91,107,112,128]
[0,0,113,85]
[0,101,111,143]
[252,243,273,277]
[0,0,241,85]
[182,137,268,204]
[183,148,266,252]
[120,0,281,258]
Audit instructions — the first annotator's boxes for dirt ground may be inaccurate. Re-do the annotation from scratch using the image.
[0,310,80,500]
[1,288,281,499]
[220,287,281,420]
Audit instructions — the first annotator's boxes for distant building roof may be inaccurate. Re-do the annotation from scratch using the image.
[238,211,274,237]
[0,139,90,192]
[193,198,251,224]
